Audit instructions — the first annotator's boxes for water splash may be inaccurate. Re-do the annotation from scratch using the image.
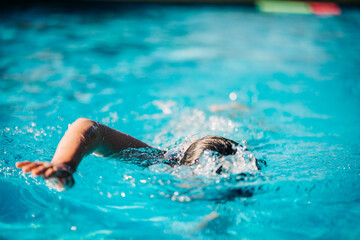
[193,146,258,177]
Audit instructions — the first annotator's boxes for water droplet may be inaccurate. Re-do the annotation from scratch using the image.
[229,92,237,101]
[241,140,247,150]
[123,175,132,180]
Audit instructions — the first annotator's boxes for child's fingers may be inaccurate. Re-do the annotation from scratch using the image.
[22,162,42,173]
[44,168,56,178]
[32,165,50,176]
[15,161,31,168]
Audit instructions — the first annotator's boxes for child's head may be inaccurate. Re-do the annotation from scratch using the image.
[180,136,238,165]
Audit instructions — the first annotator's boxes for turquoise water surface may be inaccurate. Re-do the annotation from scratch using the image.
[1,3,360,239]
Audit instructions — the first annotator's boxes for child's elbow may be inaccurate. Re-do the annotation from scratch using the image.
[74,117,93,124]
[72,118,98,130]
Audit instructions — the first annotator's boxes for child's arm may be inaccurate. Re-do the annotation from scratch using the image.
[15,118,153,189]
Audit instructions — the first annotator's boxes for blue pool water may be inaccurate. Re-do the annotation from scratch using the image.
[1,3,360,239]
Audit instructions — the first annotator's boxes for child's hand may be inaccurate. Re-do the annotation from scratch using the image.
[15,161,75,191]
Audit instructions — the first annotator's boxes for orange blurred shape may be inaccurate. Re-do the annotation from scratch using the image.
[309,2,341,15]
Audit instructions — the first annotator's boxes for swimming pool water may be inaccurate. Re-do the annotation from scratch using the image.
[1,3,360,239]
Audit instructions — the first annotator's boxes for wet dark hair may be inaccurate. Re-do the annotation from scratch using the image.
[180,136,238,165]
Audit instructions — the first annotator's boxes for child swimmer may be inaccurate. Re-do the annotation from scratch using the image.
[16,118,263,190]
